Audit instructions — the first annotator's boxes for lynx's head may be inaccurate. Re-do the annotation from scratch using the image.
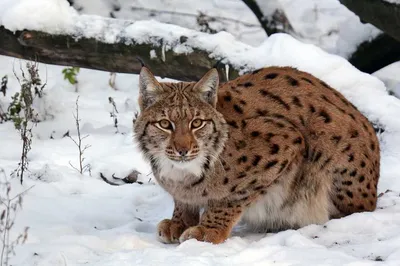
[134,67,228,178]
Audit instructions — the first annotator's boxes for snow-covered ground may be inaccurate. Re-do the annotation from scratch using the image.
[1,0,400,265]
[0,33,400,264]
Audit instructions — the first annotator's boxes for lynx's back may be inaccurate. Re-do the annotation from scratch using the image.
[217,67,379,221]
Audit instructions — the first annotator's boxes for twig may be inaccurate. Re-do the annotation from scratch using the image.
[10,61,44,184]
[99,171,142,186]
[67,96,91,175]
[0,75,7,97]
[109,72,117,90]
[108,97,119,133]
[99,173,119,186]
[130,7,261,28]
[0,169,31,266]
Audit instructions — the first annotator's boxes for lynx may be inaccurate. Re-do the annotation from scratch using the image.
[133,66,380,244]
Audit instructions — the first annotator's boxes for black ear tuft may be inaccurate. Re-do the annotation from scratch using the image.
[137,57,146,68]
[213,58,225,69]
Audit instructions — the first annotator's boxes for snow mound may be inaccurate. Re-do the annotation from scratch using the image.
[373,61,400,98]
[0,0,78,33]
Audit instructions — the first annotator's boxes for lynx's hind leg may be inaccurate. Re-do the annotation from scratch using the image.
[229,115,327,231]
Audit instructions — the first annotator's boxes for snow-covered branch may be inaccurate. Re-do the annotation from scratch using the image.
[0,25,240,82]
[0,1,250,81]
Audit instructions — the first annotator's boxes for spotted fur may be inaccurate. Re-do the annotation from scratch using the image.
[133,66,380,244]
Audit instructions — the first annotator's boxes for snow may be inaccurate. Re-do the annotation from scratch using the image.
[71,0,267,46]
[279,0,381,57]
[373,62,400,98]
[0,0,78,34]
[1,0,400,265]
[335,16,380,58]
[384,0,400,4]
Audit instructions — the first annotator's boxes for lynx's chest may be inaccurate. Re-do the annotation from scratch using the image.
[153,159,230,205]
[153,159,207,204]
[157,158,203,181]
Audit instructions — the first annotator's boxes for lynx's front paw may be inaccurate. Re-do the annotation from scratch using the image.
[179,225,229,244]
[157,219,186,244]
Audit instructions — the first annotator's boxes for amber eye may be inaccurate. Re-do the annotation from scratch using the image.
[191,119,203,129]
[159,119,172,129]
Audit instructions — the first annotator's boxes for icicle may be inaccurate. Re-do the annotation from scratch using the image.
[225,64,230,81]
[161,43,166,63]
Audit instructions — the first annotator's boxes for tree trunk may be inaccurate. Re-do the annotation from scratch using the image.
[0,26,239,82]
[241,0,295,36]
[339,0,400,42]
[348,33,400,74]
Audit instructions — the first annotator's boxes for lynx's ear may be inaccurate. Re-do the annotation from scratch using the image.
[193,68,219,107]
[139,67,164,110]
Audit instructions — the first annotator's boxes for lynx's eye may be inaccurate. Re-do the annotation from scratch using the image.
[158,119,172,130]
[191,119,204,129]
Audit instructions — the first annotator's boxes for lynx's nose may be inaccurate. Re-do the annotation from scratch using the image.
[177,149,189,157]
[172,124,194,159]
[173,139,192,157]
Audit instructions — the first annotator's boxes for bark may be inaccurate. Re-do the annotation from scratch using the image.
[339,0,400,42]
[339,0,400,73]
[0,26,239,82]
[348,33,400,74]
